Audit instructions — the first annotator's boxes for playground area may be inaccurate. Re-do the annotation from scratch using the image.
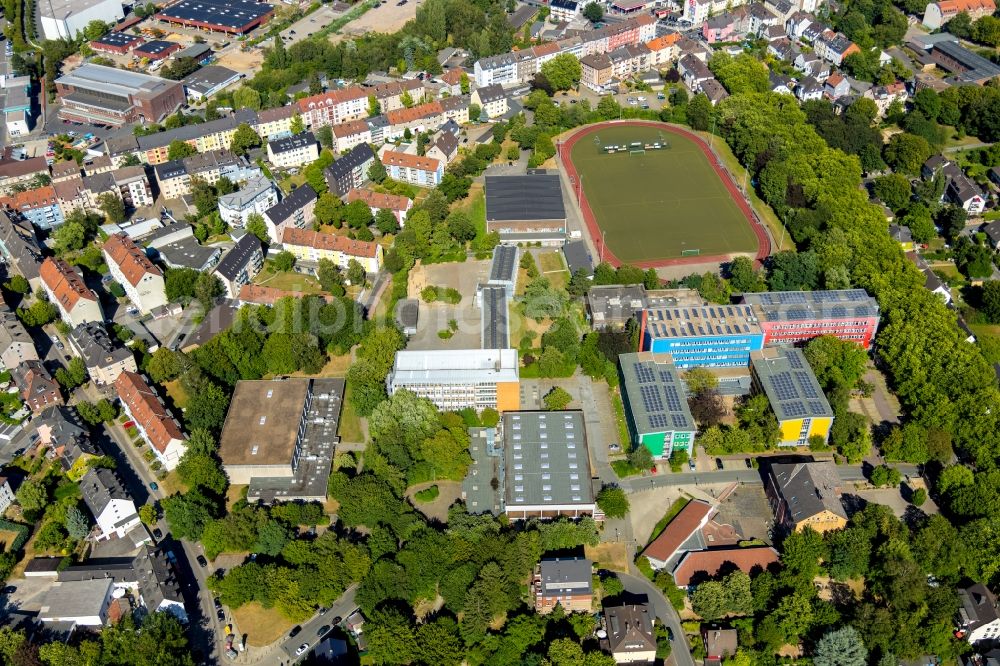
[561,122,767,267]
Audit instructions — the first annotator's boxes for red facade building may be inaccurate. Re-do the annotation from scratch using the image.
[740,289,880,350]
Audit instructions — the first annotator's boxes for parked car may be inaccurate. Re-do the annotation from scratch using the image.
[153,528,163,540]
[149,482,158,491]
[217,609,225,621]
[317,625,330,637]
[289,626,302,638]
[295,644,310,656]
[197,555,208,567]
[214,598,223,610]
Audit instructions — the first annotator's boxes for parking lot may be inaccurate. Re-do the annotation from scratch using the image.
[712,485,774,544]
[278,5,348,46]
[405,259,490,351]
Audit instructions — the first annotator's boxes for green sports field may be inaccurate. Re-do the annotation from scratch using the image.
[569,125,758,263]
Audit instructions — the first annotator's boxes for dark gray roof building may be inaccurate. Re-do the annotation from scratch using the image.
[180,65,241,99]
[264,183,317,227]
[602,603,657,660]
[618,352,697,459]
[80,467,133,520]
[562,239,591,277]
[325,143,375,196]
[487,244,518,289]
[136,109,257,151]
[485,173,566,243]
[751,347,833,429]
[267,131,317,156]
[0,210,44,283]
[214,232,262,283]
[155,237,222,271]
[767,460,847,529]
[69,321,134,384]
[480,285,509,350]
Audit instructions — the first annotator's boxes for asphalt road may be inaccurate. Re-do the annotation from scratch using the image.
[619,572,694,666]
[83,382,221,664]
[268,586,358,666]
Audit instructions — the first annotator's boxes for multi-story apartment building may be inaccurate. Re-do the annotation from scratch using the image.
[280,227,383,274]
[80,467,141,541]
[154,150,261,200]
[69,321,137,386]
[135,109,258,165]
[532,557,593,614]
[115,370,187,471]
[218,176,279,226]
[332,119,373,154]
[384,102,444,141]
[380,150,443,187]
[325,144,375,196]
[263,184,317,243]
[0,186,64,230]
[102,233,168,315]
[471,84,508,120]
[345,188,412,228]
[213,232,264,299]
[254,105,298,141]
[387,348,520,412]
[266,132,320,169]
[296,86,369,130]
[738,289,880,349]
[39,257,104,326]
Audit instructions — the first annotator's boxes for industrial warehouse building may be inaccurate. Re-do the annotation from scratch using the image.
[55,65,184,127]
[618,352,697,460]
[485,173,567,245]
[39,0,124,39]
[218,378,344,502]
[387,348,520,412]
[154,0,274,34]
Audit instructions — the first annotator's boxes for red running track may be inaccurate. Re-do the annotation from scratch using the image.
[558,120,771,269]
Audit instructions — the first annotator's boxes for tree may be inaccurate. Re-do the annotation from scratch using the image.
[583,1,604,21]
[689,390,726,427]
[167,140,197,160]
[368,159,387,184]
[56,357,88,390]
[65,505,90,539]
[177,453,227,494]
[139,503,157,525]
[344,199,373,229]
[543,386,573,410]
[233,86,262,111]
[540,53,582,91]
[4,275,29,294]
[883,133,931,175]
[194,273,224,309]
[314,192,343,226]
[15,479,47,515]
[871,173,911,212]
[290,113,304,135]
[162,490,217,541]
[184,381,230,434]
[245,212,269,244]
[17,299,58,327]
[272,251,296,272]
[629,445,654,471]
[596,485,629,518]
[813,626,868,666]
[980,281,1000,323]
[684,367,719,395]
[98,192,126,223]
[727,256,765,292]
[347,259,366,285]
[687,94,713,131]
[230,123,262,156]
[375,208,399,234]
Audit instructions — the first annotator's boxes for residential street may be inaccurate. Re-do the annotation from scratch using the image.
[619,572,695,666]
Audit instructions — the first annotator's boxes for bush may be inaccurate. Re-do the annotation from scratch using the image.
[912,487,927,506]
[414,485,440,503]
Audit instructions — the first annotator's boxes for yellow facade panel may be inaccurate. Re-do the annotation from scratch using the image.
[496,382,520,412]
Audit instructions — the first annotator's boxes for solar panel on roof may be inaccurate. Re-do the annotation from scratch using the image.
[808,401,827,414]
[648,413,668,429]
[672,414,689,428]
[771,373,798,401]
[795,372,819,399]
[664,385,684,412]
[634,363,656,384]
[658,370,674,383]
[785,308,808,320]
[788,353,804,369]
[640,385,665,412]
[830,305,847,318]
[783,401,807,417]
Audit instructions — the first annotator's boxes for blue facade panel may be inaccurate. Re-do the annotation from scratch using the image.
[23,205,64,231]
[645,332,764,368]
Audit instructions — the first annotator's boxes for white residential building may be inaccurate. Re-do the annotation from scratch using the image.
[266,132,320,169]
[103,233,167,315]
[80,467,141,540]
[218,176,279,227]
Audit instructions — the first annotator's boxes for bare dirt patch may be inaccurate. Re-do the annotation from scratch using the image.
[331,0,416,42]
[406,480,462,523]
[585,542,629,573]
[232,602,296,647]
[216,48,265,75]
[628,487,690,546]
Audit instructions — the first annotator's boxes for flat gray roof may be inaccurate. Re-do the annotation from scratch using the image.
[488,245,518,285]
[40,579,113,619]
[503,411,594,509]
[463,427,502,515]
[739,289,878,323]
[645,304,761,339]
[485,174,566,222]
[181,65,241,94]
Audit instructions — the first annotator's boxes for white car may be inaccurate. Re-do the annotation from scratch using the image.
[295,643,309,656]
[638,96,647,101]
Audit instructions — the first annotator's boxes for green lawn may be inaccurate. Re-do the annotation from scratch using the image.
[570,124,758,262]
[254,267,325,294]
[337,383,364,444]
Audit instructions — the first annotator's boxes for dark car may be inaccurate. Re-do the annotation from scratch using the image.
[289,626,302,638]
[317,625,330,637]
[1,585,16,594]
[214,598,223,610]
[217,609,225,621]
[715,458,723,470]
[745,458,753,468]
[153,528,163,540]
[318,607,328,615]
[331,616,342,626]
[197,555,208,567]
